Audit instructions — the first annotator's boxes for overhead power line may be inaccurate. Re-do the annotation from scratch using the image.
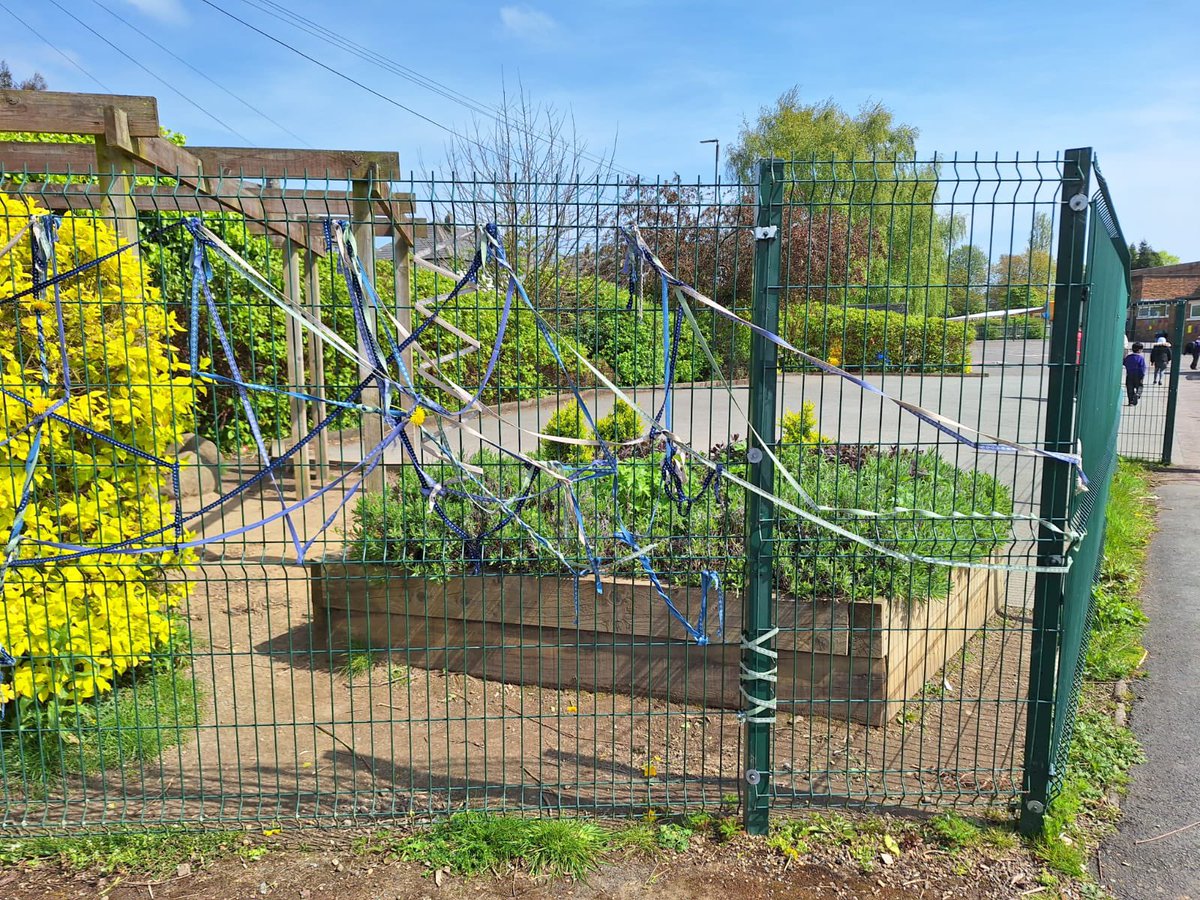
[196,0,496,158]
[0,1,112,92]
[91,0,312,147]
[211,0,629,177]
[46,0,253,143]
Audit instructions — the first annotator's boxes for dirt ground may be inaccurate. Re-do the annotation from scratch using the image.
[0,828,1064,900]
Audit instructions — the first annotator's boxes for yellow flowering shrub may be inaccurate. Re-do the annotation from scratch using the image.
[0,193,199,712]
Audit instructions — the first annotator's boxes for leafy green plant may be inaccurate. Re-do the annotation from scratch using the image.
[539,400,595,465]
[347,442,1012,606]
[779,401,825,445]
[781,303,972,373]
[3,649,203,781]
[655,823,693,852]
[978,315,1047,341]
[596,399,644,446]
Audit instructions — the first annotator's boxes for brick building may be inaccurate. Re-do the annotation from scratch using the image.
[1129,260,1200,343]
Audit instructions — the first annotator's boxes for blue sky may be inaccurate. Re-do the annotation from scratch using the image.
[5,0,1199,257]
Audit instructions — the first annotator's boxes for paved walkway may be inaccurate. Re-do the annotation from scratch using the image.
[1101,375,1200,899]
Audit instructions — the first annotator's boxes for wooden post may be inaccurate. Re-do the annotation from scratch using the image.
[284,239,312,498]
[390,207,414,391]
[94,106,138,248]
[351,166,385,493]
[305,248,329,478]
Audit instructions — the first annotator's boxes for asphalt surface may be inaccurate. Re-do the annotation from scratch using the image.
[1101,379,1200,900]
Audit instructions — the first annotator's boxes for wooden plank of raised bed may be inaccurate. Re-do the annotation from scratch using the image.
[314,604,889,724]
[886,566,1005,707]
[312,562,850,654]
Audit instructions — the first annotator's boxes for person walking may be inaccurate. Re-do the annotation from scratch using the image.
[1188,337,1200,370]
[1124,342,1147,406]
[1150,336,1172,385]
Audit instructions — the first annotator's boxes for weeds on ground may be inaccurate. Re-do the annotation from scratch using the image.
[928,812,1016,853]
[357,805,742,880]
[367,811,607,879]
[766,813,909,873]
[0,829,239,878]
[341,642,376,679]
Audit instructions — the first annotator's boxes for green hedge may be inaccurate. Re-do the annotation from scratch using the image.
[978,314,1047,341]
[781,304,972,372]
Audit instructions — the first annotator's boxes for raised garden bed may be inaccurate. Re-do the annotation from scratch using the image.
[309,561,1004,726]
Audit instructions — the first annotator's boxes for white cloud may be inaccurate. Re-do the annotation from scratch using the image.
[121,0,186,24]
[499,5,557,42]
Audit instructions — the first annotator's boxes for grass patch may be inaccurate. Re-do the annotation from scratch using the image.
[928,812,1016,853]
[1036,459,1154,878]
[342,646,376,679]
[0,829,239,878]
[1084,460,1155,682]
[2,665,203,782]
[370,811,607,879]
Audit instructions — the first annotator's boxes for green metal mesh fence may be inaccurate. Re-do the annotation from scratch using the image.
[1044,170,1130,801]
[0,147,1126,834]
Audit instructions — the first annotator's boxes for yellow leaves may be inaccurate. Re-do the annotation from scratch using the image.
[29,396,54,417]
[0,191,197,711]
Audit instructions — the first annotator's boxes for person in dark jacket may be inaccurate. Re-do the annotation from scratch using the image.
[1124,343,1147,405]
[1150,337,1172,385]
[1188,338,1200,370]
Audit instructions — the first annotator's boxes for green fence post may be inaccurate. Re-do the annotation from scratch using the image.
[742,158,784,836]
[1020,147,1093,837]
[1163,299,1186,464]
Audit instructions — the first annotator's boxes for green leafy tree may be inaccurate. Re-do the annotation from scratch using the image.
[946,244,989,316]
[1128,240,1181,269]
[726,88,952,315]
[988,213,1053,311]
[727,89,918,184]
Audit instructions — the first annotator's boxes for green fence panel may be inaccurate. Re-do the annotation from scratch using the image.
[0,149,1129,835]
[1045,169,1131,803]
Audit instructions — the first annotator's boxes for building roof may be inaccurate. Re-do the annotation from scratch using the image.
[1131,260,1200,277]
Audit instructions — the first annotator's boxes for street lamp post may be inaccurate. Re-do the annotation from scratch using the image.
[700,138,719,186]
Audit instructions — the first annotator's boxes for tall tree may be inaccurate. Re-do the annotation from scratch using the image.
[439,78,617,278]
[946,244,990,316]
[1128,240,1181,269]
[989,213,1054,311]
[726,88,953,315]
[727,89,918,185]
[0,61,47,91]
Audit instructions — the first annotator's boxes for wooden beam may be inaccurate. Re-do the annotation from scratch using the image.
[189,147,401,181]
[305,250,330,476]
[8,186,400,242]
[352,172,386,493]
[133,135,203,182]
[284,241,312,499]
[95,107,137,247]
[0,140,157,175]
[0,90,159,137]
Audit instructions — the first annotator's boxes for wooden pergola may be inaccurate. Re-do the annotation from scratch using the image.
[0,89,435,495]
